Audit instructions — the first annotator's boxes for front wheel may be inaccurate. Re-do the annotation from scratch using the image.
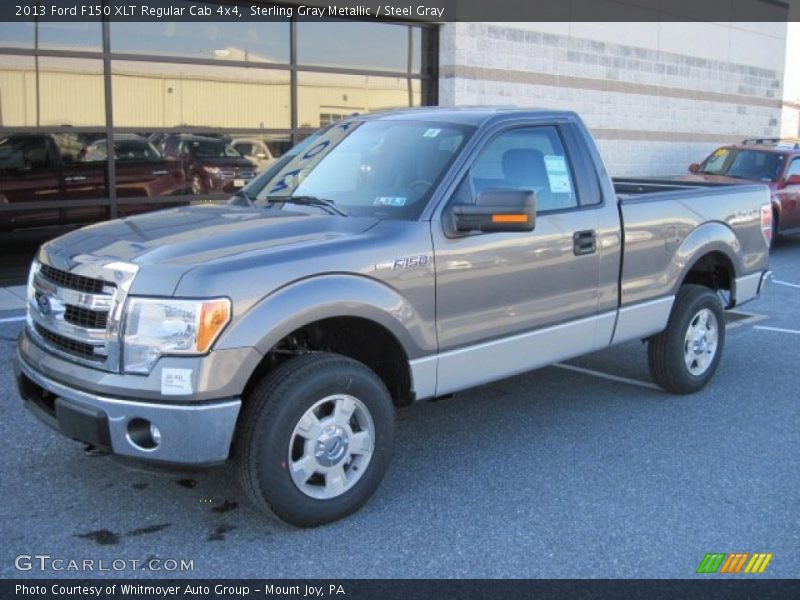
[647,285,726,394]
[235,353,395,527]
[190,175,205,195]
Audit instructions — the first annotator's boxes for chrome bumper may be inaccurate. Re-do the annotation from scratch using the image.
[15,353,241,466]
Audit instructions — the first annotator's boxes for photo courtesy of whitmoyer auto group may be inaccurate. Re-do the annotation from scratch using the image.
[1,0,799,598]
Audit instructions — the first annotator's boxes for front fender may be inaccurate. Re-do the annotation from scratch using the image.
[216,274,435,359]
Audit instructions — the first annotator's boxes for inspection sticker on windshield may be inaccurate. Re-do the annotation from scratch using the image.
[423,128,441,138]
[161,369,193,395]
[374,196,407,206]
[544,155,572,193]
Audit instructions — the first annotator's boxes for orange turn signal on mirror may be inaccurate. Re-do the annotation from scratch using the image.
[491,214,529,223]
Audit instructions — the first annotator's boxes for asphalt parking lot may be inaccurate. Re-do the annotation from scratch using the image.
[1,235,798,579]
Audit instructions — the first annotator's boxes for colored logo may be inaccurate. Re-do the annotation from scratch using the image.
[37,294,52,315]
[696,552,773,574]
[36,294,65,317]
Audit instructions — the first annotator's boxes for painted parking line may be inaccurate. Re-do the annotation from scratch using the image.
[772,279,800,290]
[753,325,800,335]
[0,315,26,324]
[553,362,662,391]
[724,311,768,330]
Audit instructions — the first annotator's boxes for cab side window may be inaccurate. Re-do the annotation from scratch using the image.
[234,142,253,156]
[469,126,579,212]
[787,157,800,179]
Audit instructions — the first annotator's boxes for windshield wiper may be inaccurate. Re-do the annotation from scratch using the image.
[230,189,257,206]
[265,195,348,217]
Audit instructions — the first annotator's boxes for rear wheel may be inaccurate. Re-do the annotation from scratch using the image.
[647,285,725,394]
[235,352,395,527]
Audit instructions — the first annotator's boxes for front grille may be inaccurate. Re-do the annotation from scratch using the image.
[64,305,108,329]
[31,260,136,371]
[34,324,100,360]
[39,263,111,295]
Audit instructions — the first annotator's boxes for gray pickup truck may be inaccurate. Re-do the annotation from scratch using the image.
[15,107,772,526]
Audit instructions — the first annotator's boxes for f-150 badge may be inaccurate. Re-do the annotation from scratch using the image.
[375,255,430,270]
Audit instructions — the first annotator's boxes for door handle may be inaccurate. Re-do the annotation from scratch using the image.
[64,175,87,182]
[151,170,168,175]
[573,230,597,256]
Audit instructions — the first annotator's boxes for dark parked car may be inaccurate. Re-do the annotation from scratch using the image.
[0,133,187,231]
[681,138,800,239]
[161,134,256,194]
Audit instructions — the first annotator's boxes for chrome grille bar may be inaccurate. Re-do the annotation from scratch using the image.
[33,272,114,311]
[26,258,138,372]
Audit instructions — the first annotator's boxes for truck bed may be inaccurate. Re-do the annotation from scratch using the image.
[613,177,739,197]
[614,178,771,307]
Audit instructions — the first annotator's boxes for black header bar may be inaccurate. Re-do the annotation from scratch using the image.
[5,579,800,600]
[0,0,796,23]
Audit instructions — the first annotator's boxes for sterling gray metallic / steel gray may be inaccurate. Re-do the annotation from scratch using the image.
[15,107,772,527]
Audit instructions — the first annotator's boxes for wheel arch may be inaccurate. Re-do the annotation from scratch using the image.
[218,274,435,406]
[671,222,743,307]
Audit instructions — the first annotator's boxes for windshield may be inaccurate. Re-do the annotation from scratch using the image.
[250,119,473,219]
[698,147,785,182]
[83,139,162,162]
[186,140,241,159]
[114,140,161,161]
[0,137,44,170]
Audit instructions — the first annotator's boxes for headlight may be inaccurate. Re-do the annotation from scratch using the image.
[122,297,231,374]
[25,260,40,325]
[202,166,221,175]
[26,260,40,304]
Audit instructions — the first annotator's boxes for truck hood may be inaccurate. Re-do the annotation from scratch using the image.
[40,204,379,295]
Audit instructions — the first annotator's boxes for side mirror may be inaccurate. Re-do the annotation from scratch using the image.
[786,174,800,186]
[449,188,536,234]
[689,163,700,173]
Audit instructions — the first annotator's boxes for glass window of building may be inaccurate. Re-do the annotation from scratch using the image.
[0,55,36,127]
[0,16,436,241]
[111,20,290,64]
[37,22,103,52]
[297,72,420,129]
[297,22,422,74]
[38,58,105,126]
[112,61,291,129]
[0,23,35,49]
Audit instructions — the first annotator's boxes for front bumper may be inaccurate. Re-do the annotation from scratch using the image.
[15,353,241,466]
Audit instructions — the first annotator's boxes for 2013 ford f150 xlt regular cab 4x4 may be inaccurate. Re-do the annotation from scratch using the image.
[15,108,772,526]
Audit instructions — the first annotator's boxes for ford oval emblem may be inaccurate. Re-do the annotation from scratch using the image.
[37,294,52,315]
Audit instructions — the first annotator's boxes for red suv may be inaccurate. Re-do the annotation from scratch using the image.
[683,138,800,239]
[161,135,256,194]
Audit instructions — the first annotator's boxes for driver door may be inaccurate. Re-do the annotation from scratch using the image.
[430,123,616,394]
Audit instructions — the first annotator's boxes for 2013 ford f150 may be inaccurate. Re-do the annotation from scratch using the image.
[15,107,772,526]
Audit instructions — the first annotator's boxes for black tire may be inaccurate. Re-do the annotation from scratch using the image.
[647,285,726,395]
[235,352,395,527]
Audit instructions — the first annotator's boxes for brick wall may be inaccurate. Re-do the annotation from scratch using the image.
[439,22,788,177]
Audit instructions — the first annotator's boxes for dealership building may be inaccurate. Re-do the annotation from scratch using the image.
[0,1,794,227]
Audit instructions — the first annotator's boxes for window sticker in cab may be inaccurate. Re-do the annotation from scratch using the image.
[544,155,573,193]
[374,196,407,206]
[423,129,441,138]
